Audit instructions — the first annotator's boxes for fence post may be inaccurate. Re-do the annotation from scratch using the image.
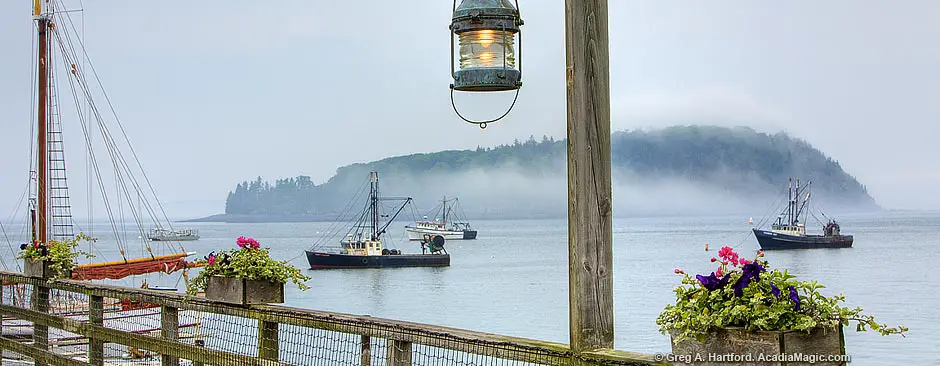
[193,339,205,366]
[89,295,104,366]
[360,335,371,366]
[387,340,412,366]
[258,320,279,361]
[31,283,50,366]
[565,0,614,360]
[0,284,4,355]
[161,305,179,366]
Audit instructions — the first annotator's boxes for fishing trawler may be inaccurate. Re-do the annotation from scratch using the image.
[305,172,450,269]
[752,177,854,250]
[405,196,477,241]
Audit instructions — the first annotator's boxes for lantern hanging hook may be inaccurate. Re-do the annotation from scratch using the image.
[450,88,520,129]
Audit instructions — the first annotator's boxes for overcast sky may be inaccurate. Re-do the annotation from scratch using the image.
[1,0,938,219]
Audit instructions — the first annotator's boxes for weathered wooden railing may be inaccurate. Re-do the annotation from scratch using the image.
[0,271,666,365]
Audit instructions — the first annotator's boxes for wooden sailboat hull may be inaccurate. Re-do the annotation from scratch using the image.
[752,229,854,250]
[305,251,450,269]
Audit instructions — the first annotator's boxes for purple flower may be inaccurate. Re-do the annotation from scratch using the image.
[788,286,801,311]
[19,243,27,250]
[731,262,766,297]
[770,283,781,298]
[732,276,750,297]
[741,262,765,282]
[696,272,731,291]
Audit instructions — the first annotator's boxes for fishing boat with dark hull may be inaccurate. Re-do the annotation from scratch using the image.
[752,177,854,250]
[305,172,450,269]
[306,251,450,269]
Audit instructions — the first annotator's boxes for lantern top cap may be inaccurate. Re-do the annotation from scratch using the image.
[453,0,520,21]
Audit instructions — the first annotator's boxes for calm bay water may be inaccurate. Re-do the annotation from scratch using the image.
[1,211,936,365]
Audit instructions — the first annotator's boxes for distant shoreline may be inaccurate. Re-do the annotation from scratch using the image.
[180,212,569,223]
[182,207,890,224]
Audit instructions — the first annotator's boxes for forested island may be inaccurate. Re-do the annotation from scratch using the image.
[191,126,878,222]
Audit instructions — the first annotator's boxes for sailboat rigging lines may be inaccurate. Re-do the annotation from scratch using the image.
[10,0,194,279]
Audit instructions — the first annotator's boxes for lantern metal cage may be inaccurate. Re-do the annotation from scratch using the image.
[450,0,523,128]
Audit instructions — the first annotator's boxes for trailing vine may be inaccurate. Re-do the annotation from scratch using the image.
[657,246,907,343]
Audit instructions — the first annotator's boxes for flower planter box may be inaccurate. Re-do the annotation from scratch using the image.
[23,259,70,279]
[670,327,845,366]
[205,276,285,305]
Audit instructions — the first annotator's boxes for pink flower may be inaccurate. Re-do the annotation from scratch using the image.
[757,250,765,257]
[716,267,724,277]
[207,254,216,266]
[236,236,261,250]
[740,259,751,265]
[710,257,717,263]
[674,268,685,275]
[718,246,733,258]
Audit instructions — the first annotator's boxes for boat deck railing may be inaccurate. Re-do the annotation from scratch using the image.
[0,271,664,365]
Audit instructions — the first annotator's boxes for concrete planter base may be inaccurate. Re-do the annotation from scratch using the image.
[670,327,846,366]
[205,276,285,305]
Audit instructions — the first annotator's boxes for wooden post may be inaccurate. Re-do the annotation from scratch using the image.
[360,335,371,366]
[89,295,104,366]
[565,0,614,356]
[386,340,412,366]
[31,284,50,366]
[0,284,4,357]
[161,305,179,366]
[192,340,205,366]
[257,320,279,361]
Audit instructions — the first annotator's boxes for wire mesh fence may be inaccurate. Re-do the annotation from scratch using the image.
[0,272,659,366]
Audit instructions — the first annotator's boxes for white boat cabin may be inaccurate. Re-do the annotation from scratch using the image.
[341,233,383,256]
[771,223,806,237]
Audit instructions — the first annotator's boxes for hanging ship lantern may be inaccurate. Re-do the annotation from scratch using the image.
[449,0,524,128]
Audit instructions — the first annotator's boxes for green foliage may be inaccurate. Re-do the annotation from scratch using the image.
[186,236,311,296]
[17,233,95,280]
[222,126,876,217]
[657,247,907,343]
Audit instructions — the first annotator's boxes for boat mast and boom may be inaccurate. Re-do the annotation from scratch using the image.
[356,172,411,241]
[33,0,49,245]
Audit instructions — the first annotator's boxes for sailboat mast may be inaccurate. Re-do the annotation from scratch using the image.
[34,0,49,245]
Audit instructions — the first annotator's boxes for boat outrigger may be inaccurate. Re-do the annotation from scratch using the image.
[752,177,854,250]
[305,172,450,269]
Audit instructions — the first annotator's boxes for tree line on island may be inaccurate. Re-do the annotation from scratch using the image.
[218,126,877,221]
